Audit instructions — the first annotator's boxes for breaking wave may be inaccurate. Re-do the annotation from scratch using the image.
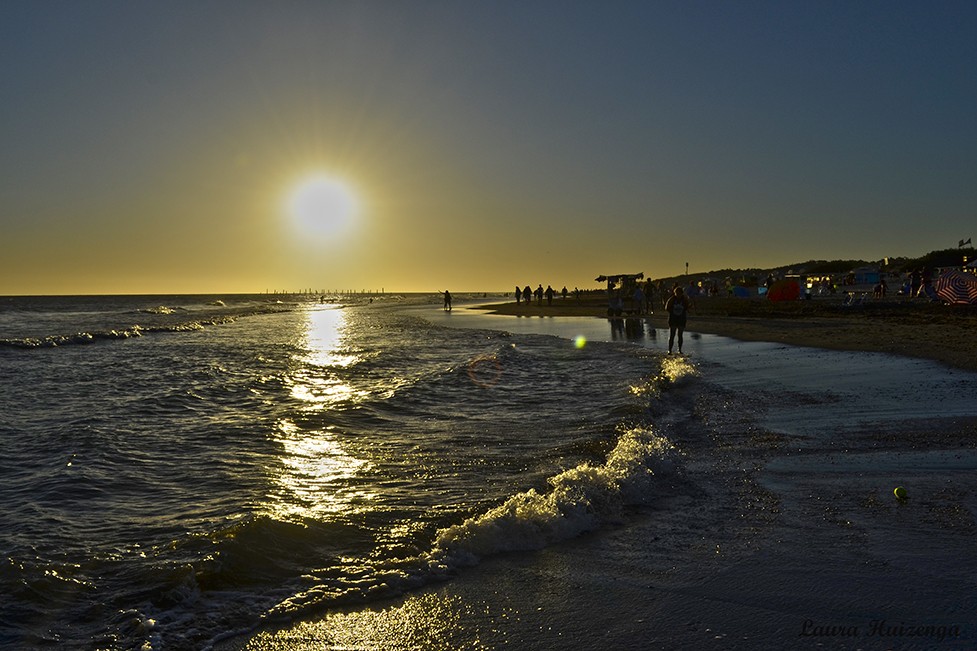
[430,425,678,565]
[0,319,232,348]
[255,422,682,636]
[0,306,292,349]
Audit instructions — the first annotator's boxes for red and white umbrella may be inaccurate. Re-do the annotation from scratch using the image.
[935,270,977,305]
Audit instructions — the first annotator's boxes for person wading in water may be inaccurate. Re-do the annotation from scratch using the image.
[664,286,693,354]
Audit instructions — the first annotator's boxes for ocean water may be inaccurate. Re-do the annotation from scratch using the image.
[7,295,977,651]
[0,295,695,650]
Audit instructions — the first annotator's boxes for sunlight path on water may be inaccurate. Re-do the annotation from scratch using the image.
[264,305,377,522]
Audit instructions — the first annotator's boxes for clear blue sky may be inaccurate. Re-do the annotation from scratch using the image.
[2,1,975,294]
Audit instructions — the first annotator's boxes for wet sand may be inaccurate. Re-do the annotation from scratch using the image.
[474,295,977,371]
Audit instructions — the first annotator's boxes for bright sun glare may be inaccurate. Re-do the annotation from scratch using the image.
[286,174,359,239]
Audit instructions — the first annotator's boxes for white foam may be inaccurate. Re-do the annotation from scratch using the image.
[430,426,677,566]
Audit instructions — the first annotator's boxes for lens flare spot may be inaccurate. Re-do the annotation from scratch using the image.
[467,354,503,388]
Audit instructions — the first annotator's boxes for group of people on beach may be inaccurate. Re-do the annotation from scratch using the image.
[514,284,574,306]
[503,278,693,354]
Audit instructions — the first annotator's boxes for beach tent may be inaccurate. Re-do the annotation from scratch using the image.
[849,266,881,285]
[731,286,752,298]
[595,273,644,286]
[595,272,644,296]
[935,270,977,305]
[766,279,800,302]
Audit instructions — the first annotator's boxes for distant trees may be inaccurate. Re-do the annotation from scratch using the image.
[796,259,869,275]
[896,248,975,272]
[649,248,977,287]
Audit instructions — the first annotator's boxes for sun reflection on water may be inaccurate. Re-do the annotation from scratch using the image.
[239,593,482,650]
[266,306,377,521]
[268,420,375,520]
[301,306,359,369]
[286,306,366,409]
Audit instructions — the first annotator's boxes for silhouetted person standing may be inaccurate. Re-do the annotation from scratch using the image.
[910,270,921,298]
[632,285,645,315]
[665,286,693,354]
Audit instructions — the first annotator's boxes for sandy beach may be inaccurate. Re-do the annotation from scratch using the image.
[473,294,977,372]
[215,297,977,651]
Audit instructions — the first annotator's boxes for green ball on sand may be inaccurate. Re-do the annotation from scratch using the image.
[894,486,908,500]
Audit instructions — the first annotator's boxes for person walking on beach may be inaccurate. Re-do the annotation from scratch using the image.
[443,290,452,312]
[644,279,655,314]
[523,286,532,305]
[909,270,921,298]
[665,286,693,354]
[545,285,555,305]
[535,284,544,305]
[515,285,521,304]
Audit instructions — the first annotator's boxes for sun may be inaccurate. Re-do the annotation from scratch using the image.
[286,173,359,239]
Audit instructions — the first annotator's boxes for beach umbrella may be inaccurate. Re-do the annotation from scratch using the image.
[935,270,977,305]
[767,279,800,302]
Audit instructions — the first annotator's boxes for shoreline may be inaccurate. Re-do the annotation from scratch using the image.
[469,296,977,371]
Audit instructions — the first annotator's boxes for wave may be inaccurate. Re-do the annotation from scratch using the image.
[0,306,292,349]
[429,425,679,565]
[139,306,183,315]
[0,320,224,348]
[324,344,693,567]
[256,416,689,634]
[249,425,679,626]
[37,422,686,650]
[386,354,697,569]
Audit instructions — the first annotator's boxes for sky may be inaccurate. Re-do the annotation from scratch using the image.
[2,0,976,295]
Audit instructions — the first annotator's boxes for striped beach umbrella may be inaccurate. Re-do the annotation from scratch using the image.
[935,270,977,305]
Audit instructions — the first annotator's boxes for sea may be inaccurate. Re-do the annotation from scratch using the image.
[2,294,977,651]
[0,294,685,650]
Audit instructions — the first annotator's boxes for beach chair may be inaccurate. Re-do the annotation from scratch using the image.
[843,292,867,306]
